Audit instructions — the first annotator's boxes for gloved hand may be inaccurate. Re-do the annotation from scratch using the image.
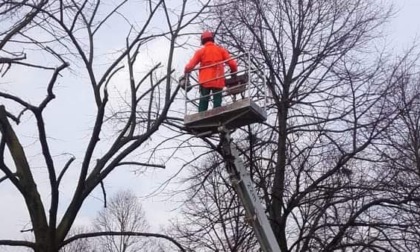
[179,75,192,92]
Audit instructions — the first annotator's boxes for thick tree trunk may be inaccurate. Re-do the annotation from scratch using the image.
[269,74,291,250]
[34,236,60,252]
[270,103,289,252]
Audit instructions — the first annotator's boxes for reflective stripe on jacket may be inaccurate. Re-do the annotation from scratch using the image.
[184,42,238,89]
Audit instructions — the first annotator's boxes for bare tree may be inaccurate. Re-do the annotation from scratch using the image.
[170,153,258,252]
[0,0,210,251]
[168,1,420,251]
[372,56,420,251]
[93,190,149,252]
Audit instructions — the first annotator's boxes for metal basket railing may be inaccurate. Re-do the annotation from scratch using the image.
[181,52,267,116]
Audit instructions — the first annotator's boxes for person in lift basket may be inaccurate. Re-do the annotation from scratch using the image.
[184,31,238,112]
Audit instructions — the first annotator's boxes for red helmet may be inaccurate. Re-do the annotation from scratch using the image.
[201,31,214,41]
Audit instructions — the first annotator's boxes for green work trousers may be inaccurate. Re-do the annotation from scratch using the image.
[199,86,222,112]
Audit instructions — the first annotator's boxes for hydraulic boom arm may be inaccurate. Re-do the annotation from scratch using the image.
[219,127,281,252]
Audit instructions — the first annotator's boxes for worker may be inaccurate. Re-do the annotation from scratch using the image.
[184,31,238,112]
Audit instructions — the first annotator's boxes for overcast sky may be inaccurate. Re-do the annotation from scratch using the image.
[1,1,420,251]
[388,1,420,50]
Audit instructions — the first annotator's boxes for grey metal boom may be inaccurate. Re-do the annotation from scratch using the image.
[219,127,281,252]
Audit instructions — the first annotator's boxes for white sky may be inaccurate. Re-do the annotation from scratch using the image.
[387,1,420,50]
[1,1,420,251]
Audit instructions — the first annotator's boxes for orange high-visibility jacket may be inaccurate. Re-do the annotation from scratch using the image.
[184,42,238,89]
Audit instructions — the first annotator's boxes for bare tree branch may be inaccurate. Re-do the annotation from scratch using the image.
[62,231,186,252]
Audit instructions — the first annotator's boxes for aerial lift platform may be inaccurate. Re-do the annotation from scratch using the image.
[184,97,266,135]
[180,53,281,252]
